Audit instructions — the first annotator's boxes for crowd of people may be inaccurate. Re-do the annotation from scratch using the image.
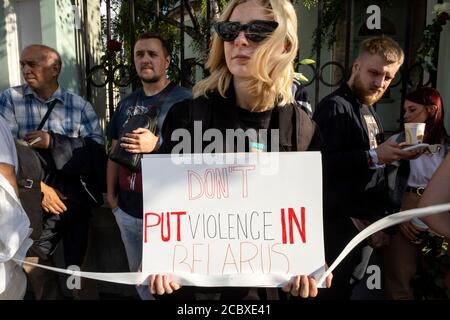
[0,0,448,300]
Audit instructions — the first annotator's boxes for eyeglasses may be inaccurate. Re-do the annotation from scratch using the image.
[214,20,279,43]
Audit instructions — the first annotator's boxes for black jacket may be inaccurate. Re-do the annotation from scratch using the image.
[313,83,390,221]
[38,133,106,208]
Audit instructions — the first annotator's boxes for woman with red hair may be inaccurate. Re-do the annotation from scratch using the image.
[383,86,450,299]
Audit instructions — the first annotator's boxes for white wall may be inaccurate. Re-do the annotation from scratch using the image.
[15,0,42,52]
[2,0,21,87]
[437,25,450,131]
[435,3,450,131]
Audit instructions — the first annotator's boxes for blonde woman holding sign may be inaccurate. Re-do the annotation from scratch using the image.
[147,0,332,299]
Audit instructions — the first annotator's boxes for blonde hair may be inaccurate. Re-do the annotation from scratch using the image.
[359,36,404,65]
[193,0,298,111]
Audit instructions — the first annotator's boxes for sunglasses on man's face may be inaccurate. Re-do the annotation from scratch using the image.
[214,20,279,43]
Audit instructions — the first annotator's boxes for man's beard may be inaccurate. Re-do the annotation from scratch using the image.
[138,66,161,84]
[351,74,385,105]
[139,75,159,84]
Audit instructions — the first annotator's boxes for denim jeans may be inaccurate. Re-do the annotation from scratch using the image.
[112,206,154,300]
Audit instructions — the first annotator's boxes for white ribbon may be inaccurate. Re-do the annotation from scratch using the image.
[11,258,322,287]
[11,204,450,288]
[11,258,147,285]
[317,203,450,287]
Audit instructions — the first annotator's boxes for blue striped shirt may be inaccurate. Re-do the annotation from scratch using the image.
[0,84,103,144]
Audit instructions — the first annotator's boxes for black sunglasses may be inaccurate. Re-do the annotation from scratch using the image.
[214,20,279,43]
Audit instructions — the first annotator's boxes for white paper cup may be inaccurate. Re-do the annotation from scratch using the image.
[405,123,425,144]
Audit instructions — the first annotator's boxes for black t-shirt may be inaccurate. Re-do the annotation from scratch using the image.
[160,89,320,156]
[235,106,273,152]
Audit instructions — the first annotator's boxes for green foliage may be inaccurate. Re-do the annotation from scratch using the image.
[300,0,394,54]
[410,3,449,88]
[190,0,231,65]
[416,12,449,72]
[104,0,181,82]
[298,0,343,53]
[301,0,318,10]
[412,235,449,300]
[114,1,179,56]
[104,0,233,81]
[103,0,338,82]
[295,58,315,82]
[313,0,343,52]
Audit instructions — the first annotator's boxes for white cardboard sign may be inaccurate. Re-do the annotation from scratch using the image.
[141,152,325,287]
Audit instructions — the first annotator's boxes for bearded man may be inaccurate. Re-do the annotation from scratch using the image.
[106,32,191,300]
[313,36,420,299]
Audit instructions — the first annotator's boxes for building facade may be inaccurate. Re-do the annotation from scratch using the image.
[0,0,106,128]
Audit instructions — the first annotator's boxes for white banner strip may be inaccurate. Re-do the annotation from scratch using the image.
[11,259,147,285]
[10,258,299,287]
[316,203,450,287]
[12,204,450,288]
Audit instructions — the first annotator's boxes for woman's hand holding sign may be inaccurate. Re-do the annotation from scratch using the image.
[148,272,333,298]
[149,274,181,295]
[282,273,333,298]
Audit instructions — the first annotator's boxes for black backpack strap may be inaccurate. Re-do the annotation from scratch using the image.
[277,103,316,151]
[37,99,58,130]
[277,105,294,151]
[14,141,44,241]
[15,142,44,189]
[293,103,316,151]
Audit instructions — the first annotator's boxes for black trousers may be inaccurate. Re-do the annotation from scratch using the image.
[24,200,91,299]
[33,199,91,267]
[316,214,364,300]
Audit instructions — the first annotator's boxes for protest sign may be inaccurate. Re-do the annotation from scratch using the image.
[141,152,325,287]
